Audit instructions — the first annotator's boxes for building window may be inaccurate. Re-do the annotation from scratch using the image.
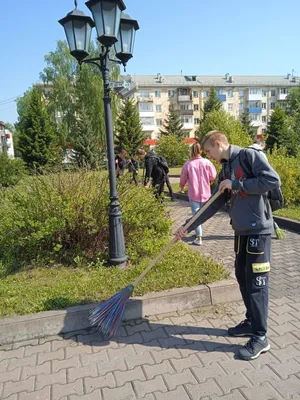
[249,88,261,94]
[228,89,233,98]
[181,116,193,124]
[194,118,200,125]
[193,104,199,111]
[202,90,209,97]
[248,101,260,108]
[180,103,193,111]
[262,116,267,122]
[250,114,261,121]
[139,90,150,97]
[156,119,163,126]
[279,102,287,109]
[280,88,289,94]
[262,103,267,109]
[139,102,153,112]
[156,104,162,112]
[193,91,199,97]
[270,102,276,109]
[262,90,267,97]
[228,103,233,111]
[168,90,175,97]
[271,89,276,96]
[217,88,225,94]
[155,90,161,98]
[239,90,245,97]
[179,88,190,95]
[239,103,244,110]
[141,117,154,125]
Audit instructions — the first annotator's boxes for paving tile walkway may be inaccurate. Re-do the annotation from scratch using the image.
[1,200,300,400]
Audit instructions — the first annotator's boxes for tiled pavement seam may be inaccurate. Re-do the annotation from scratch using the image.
[1,297,300,399]
[1,200,300,399]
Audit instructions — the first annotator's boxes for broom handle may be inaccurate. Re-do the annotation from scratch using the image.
[132,190,222,287]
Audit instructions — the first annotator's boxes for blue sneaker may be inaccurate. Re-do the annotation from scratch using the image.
[228,319,252,337]
[239,336,270,361]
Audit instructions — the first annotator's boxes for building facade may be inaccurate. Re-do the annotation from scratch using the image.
[0,121,14,158]
[130,73,300,140]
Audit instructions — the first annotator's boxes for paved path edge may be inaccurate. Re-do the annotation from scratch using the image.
[0,279,241,345]
[171,192,300,233]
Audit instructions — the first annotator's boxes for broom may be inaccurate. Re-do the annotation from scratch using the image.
[89,190,222,338]
[274,220,285,240]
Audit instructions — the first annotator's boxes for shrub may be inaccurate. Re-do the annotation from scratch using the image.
[196,109,252,148]
[0,153,27,187]
[0,171,171,272]
[155,135,190,166]
[268,147,300,206]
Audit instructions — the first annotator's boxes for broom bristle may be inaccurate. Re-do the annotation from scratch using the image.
[89,284,134,338]
[275,226,286,240]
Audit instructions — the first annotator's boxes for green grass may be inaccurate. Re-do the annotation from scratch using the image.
[274,206,300,221]
[169,167,182,175]
[0,242,227,318]
[171,183,188,194]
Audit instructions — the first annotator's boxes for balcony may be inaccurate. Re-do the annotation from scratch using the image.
[277,93,288,101]
[180,109,193,115]
[248,93,262,101]
[251,120,262,127]
[142,124,155,131]
[139,111,154,117]
[183,122,194,129]
[217,94,226,101]
[248,108,262,114]
[178,95,191,102]
[137,95,153,102]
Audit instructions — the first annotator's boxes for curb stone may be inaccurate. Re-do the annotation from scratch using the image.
[0,280,241,345]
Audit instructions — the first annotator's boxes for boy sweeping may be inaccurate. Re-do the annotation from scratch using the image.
[175,130,281,361]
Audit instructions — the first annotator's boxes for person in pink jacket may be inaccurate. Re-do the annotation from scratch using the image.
[180,141,217,245]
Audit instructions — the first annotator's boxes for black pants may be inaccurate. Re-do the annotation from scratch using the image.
[165,175,174,198]
[152,179,165,199]
[234,234,271,336]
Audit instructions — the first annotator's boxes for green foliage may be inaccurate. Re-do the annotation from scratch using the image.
[155,135,190,166]
[71,105,101,168]
[0,171,171,272]
[274,114,300,157]
[39,40,120,153]
[268,147,300,206]
[115,98,145,156]
[266,104,286,151]
[286,87,300,115]
[196,109,252,148]
[0,153,27,187]
[203,88,223,119]
[16,88,57,170]
[0,242,227,317]
[239,110,257,139]
[160,102,184,140]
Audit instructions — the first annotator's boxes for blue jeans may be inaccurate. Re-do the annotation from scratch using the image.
[189,200,204,237]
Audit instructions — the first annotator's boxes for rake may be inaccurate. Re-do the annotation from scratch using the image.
[89,190,222,338]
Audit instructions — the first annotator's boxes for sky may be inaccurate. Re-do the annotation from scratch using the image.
[1,0,300,124]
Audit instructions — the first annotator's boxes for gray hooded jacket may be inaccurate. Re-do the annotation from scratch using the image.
[187,145,281,236]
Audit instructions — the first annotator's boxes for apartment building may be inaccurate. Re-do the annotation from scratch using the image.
[0,121,14,158]
[130,73,300,140]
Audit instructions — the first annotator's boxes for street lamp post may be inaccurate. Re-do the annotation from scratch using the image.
[59,0,139,267]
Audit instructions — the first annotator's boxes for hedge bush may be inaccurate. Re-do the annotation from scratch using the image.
[0,153,27,188]
[0,171,171,272]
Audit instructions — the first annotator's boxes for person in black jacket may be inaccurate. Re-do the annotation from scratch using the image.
[136,149,166,198]
[115,148,127,178]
